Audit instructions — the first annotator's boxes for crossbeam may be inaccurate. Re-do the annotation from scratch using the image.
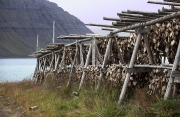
[85,23,121,28]
[164,0,180,3]
[148,0,180,6]
[109,11,180,34]
[103,17,120,21]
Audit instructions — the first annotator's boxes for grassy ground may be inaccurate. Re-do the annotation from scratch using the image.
[0,78,180,117]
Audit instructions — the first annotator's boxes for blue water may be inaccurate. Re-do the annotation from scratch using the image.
[0,58,36,82]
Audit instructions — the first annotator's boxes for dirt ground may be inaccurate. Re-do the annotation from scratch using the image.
[0,95,27,117]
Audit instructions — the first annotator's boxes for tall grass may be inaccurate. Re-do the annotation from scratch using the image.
[0,78,180,117]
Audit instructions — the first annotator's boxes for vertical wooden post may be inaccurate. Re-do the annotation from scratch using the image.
[115,38,124,64]
[95,43,103,64]
[34,58,39,84]
[42,57,47,72]
[143,33,154,64]
[79,43,92,89]
[118,33,142,104]
[79,43,84,66]
[164,39,180,99]
[67,41,79,87]
[97,38,112,90]
[172,83,177,98]
[54,53,60,71]
[92,37,97,66]
[49,52,54,71]
[38,58,42,72]
[52,21,55,44]
[59,47,66,72]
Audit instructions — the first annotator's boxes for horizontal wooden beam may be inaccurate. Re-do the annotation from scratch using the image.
[103,17,120,21]
[122,10,166,17]
[85,23,121,28]
[65,38,92,47]
[120,64,173,69]
[167,70,180,77]
[120,18,147,22]
[120,16,153,21]
[162,7,179,12]
[126,10,159,15]
[118,12,157,19]
[112,22,132,26]
[126,67,152,73]
[148,0,180,6]
[110,11,180,34]
[158,9,173,14]
[164,0,180,3]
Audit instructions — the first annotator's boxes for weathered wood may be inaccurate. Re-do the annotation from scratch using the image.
[86,23,121,28]
[95,43,103,64]
[162,7,179,12]
[120,18,147,22]
[167,70,180,77]
[79,43,84,66]
[59,47,66,72]
[164,39,180,99]
[115,38,124,64]
[42,57,47,72]
[97,38,112,90]
[122,64,173,69]
[79,44,92,89]
[103,17,120,21]
[53,21,55,43]
[164,0,180,3]
[148,0,180,6]
[143,33,154,64]
[67,44,78,87]
[118,33,142,104]
[126,67,152,73]
[110,11,180,34]
[49,52,55,71]
[92,38,97,66]
[126,10,159,16]
[54,53,60,71]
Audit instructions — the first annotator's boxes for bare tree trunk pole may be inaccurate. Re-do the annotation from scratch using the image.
[79,43,92,90]
[118,33,142,104]
[164,39,180,99]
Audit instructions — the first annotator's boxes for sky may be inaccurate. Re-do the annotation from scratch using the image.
[48,0,168,34]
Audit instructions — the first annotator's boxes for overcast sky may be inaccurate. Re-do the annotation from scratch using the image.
[48,0,168,34]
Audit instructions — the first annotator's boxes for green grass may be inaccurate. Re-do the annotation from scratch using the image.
[0,78,180,117]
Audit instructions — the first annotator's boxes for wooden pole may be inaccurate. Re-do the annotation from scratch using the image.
[67,41,79,87]
[92,38,97,66]
[79,44,92,89]
[164,39,180,99]
[54,53,60,71]
[118,33,142,104]
[95,42,103,64]
[143,33,154,64]
[59,47,66,72]
[37,34,39,51]
[53,21,55,44]
[49,52,55,71]
[115,38,124,64]
[148,0,180,6]
[34,58,39,83]
[105,11,180,34]
[79,43,84,66]
[97,38,112,90]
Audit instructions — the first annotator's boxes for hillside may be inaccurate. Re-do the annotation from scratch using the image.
[0,0,93,57]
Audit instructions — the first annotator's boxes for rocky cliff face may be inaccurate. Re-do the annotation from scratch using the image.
[0,0,93,57]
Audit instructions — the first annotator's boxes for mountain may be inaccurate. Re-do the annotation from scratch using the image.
[0,0,93,57]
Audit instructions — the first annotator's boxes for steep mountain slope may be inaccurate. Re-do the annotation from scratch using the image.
[0,0,93,57]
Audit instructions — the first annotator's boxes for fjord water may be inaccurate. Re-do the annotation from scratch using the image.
[0,58,36,82]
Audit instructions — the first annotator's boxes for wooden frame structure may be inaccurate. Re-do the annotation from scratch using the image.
[30,0,180,104]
